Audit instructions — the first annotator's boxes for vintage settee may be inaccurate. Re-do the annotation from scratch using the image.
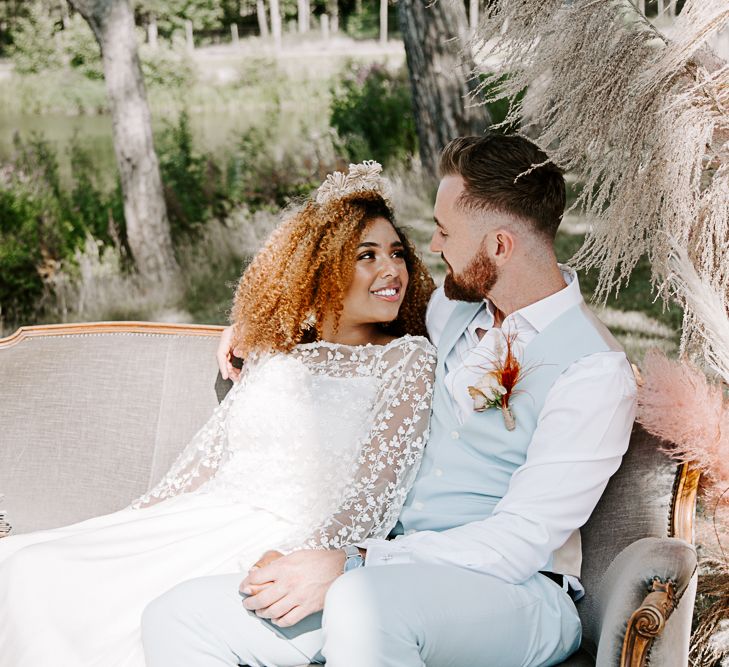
[0,322,700,667]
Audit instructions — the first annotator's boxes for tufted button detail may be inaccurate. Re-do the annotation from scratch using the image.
[451,431,460,440]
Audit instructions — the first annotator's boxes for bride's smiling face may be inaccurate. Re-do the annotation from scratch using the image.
[338,216,409,329]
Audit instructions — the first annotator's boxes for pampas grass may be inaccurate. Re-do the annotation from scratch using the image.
[471,0,729,361]
[668,243,729,385]
[471,7,729,651]
[691,561,729,667]
[637,350,729,485]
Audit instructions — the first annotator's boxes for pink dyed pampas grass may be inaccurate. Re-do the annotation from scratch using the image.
[638,349,729,561]
[637,349,729,488]
[638,350,729,665]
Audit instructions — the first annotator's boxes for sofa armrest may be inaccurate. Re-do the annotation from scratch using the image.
[593,537,696,667]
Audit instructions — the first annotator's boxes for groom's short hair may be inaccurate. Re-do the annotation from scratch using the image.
[439,134,566,239]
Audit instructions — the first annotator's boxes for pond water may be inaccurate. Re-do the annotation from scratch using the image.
[0,110,271,189]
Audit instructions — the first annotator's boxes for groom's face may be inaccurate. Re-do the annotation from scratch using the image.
[430,175,499,302]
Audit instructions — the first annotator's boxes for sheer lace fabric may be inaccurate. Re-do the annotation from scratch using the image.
[132,335,436,550]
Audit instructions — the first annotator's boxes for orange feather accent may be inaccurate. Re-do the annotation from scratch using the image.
[491,332,524,409]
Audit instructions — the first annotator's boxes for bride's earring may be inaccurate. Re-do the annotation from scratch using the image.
[300,312,317,332]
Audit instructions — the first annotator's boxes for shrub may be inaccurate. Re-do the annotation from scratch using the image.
[330,62,417,167]
[156,111,227,238]
[139,39,196,90]
[8,3,61,75]
[0,134,125,328]
[344,4,381,40]
[225,120,335,211]
[62,14,104,80]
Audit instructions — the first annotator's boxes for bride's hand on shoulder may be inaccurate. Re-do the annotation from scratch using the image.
[217,325,244,382]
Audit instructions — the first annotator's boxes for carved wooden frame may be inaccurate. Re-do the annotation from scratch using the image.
[619,462,700,667]
[0,321,225,350]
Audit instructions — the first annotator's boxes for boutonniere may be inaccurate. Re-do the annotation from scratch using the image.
[467,332,531,431]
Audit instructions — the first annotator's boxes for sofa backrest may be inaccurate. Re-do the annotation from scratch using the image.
[576,424,685,649]
[0,323,228,534]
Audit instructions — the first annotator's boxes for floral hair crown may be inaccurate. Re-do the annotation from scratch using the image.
[315,160,393,208]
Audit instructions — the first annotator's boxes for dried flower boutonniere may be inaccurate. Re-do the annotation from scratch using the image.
[467,332,531,431]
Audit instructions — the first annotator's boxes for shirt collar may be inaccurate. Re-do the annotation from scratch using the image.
[469,265,583,335]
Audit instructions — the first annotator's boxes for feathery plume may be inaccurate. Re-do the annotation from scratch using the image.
[472,0,729,346]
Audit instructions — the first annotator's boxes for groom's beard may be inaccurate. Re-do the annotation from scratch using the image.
[443,252,499,303]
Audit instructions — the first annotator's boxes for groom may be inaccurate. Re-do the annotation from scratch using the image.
[142,134,637,666]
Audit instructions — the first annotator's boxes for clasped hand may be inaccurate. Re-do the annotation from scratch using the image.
[239,549,345,628]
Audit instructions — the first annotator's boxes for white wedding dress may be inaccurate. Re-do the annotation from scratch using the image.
[0,336,435,667]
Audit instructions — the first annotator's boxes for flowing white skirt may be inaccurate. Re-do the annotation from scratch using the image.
[0,493,299,667]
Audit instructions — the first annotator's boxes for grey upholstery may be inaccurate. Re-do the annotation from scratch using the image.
[556,425,697,665]
[593,537,696,665]
[0,327,696,666]
[560,649,598,666]
[0,329,230,533]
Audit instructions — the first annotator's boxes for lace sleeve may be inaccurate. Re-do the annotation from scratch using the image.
[287,337,436,550]
[130,368,249,509]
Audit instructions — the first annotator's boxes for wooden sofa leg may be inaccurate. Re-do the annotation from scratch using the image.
[620,578,676,667]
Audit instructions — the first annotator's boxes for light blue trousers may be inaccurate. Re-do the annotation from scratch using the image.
[141,564,581,667]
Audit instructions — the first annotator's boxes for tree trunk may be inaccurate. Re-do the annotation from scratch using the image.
[329,0,338,32]
[380,0,387,44]
[397,0,490,182]
[469,0,479,31]
[297,0,309,33]
[270,0,282,50]
[185,19,194,50]
[61,0,71,28]
[147,13,158,49]
[256,0,269,38]
[68,0,179,284]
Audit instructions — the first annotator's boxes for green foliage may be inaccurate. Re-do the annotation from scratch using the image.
[330,62,417,167]
[476,73,527,132]
[62,14,104,80]
[344,2,380,39]
[224,124,321,210]
[9,2,103,78]
[8,1,194,91]
[136,0,225,40]
[8,2,60,74]
[0,186,47,325]
[156,111,228,237]
[0,133,124,326]
[139,41,196,89]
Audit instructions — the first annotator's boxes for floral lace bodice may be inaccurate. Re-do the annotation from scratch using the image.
[132,335,436,550]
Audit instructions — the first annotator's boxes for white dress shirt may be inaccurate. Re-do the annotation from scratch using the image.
[359,266,637,594]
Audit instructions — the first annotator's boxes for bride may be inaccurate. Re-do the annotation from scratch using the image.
[0,162,436,667]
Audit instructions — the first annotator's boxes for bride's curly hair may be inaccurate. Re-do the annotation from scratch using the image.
[230,190,434,356]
